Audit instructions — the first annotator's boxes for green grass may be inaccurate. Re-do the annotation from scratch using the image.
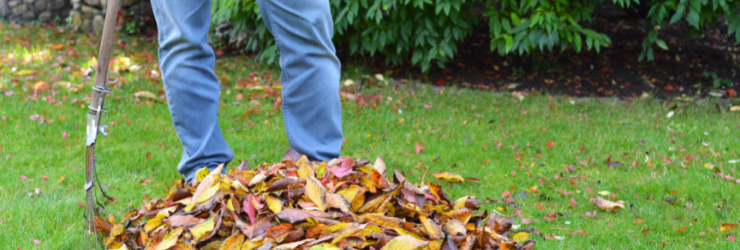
[2,23,740,249]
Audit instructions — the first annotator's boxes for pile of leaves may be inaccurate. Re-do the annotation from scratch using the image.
[96,151,536,250]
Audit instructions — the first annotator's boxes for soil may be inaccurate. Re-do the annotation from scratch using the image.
[339,3,740,99]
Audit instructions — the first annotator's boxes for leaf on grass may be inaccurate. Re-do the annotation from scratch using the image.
[133,91,158,99]
[721,223,738,231]
[590,196,625,211]
[432,172,464,182]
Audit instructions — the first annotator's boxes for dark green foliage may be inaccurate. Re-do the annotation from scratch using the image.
[212,0,740,72]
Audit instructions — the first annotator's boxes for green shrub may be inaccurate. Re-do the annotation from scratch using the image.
[211,0,740,73]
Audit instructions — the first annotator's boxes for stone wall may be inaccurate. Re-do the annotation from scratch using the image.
[68,0,153,34]
[0,0,71,22]
[0,0,154,35]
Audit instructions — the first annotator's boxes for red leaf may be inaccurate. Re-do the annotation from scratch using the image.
[570,198,578,208]
[145,152,152,159]
[501,191,511,198]
[19,176,28,182]
[330,166,352,178]
[664,85,675,92]
[244,194,257,224]
[547,141,555,149]
[728,235,736,242]
[33,239,41,244]
[423,104,431,109]
[727,89,738,98]
[62,132,69,139]
[544,213,557,222]
[415,144,424,155]
[676,226,687,233]
[76,202,84,207]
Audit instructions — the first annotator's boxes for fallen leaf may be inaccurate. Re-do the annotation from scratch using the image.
[432,172,464,182]
[721,223,738,231]
[633,218,644,224]
[423,104,431,109]
[676,226,687,233]
[415,144,424,154]
[547,141,554,149]
[380,235,428,250]
[590,196,625,211]
[133,91,158,99]
[729,235,736,242]
[33,239,41,244]
[62,132,69,139]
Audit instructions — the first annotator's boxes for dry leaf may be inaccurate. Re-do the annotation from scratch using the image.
[590,196,625,211]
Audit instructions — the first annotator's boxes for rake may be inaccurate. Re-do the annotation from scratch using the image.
[84,0,120,247]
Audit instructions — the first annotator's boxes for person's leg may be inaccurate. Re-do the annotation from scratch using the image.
[256,0,343,161]
[151,0,233,181]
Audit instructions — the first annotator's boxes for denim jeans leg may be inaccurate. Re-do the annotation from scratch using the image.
[151,0,234,181]
[256,0,344,161]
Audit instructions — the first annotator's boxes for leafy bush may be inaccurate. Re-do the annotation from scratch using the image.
[211,0,740,73]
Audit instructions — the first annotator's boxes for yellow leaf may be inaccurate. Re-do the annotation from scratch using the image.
[144,218,162,232]
[154,227,183,250]
[305,176,328,211]
[512,232,530,243]
[361,213,403,229]
[419,215,442,239]
[432,172,464,182]
[218,234,245,250]
[380,235,428,250]
[191,164,223,205]
[731,106,740,112]
[190,216,216,241]
[309,244,341,250]
[721,223,738,231]
[196,167,210,182]
[111,224,124,237]
[337,185,363,204]
[453,196,474,210]
[265,193,284,214]
[296,156,313,180]
[196,184,221,204]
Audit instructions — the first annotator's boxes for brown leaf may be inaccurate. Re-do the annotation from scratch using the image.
[590,196,625,211]
[277,208,332,224]
[266,177,305,192]
[326,193,351,212]
[165,215,204,228]
[245,217,273,239]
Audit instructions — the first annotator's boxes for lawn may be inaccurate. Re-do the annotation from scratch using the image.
[1,23,740,249]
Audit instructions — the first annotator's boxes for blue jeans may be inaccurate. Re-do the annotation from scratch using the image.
[151,0,343,181]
